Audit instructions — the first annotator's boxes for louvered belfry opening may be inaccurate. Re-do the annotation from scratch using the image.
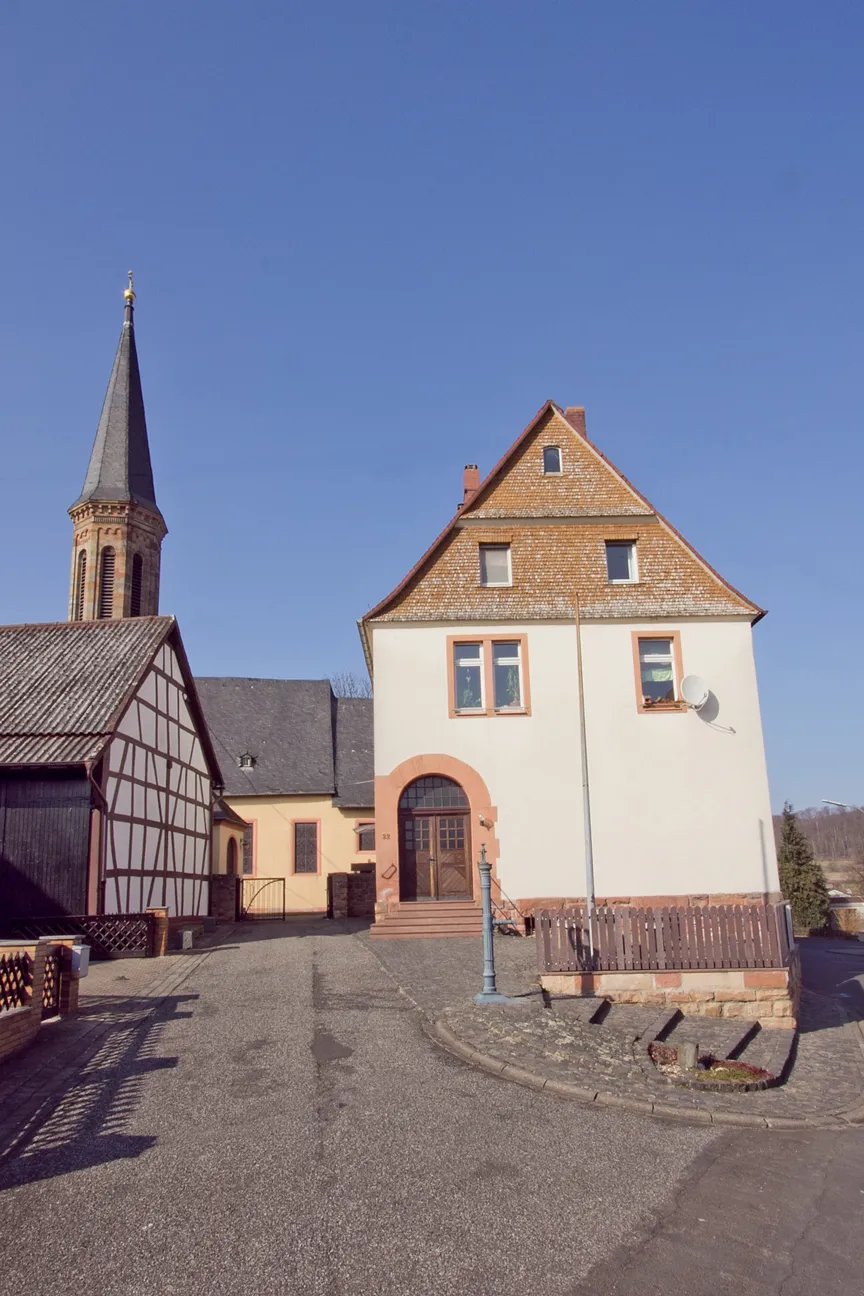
[130,553,144,617]
[74,549,87,620]
[98,548,116,619]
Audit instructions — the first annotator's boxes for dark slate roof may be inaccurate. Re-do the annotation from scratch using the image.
[0,617,172,767]
[194,678,374,807]
[333,698,374,808]
[213,798,250,829]
[71,301,162,516]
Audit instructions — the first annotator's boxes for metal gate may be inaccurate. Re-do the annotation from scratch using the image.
[240,877,286,920]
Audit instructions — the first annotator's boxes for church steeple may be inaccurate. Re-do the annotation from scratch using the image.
[68,276,167,621]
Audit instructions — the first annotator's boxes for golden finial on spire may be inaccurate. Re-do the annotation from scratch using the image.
[124,270,135,304]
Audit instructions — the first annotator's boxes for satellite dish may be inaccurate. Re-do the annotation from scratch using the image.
[680,675,710,709]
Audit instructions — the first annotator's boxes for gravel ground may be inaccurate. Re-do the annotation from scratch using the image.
[0,921,714,1296]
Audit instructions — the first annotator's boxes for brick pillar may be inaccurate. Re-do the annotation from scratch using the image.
[210,874,239,922]
[328,874,349,920]
[145,907,169,957]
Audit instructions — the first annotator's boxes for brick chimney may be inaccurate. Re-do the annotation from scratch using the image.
[563,407,587,438]
[462,464,480,506]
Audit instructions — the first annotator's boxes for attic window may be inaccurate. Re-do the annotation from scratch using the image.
[237,752,256,770]
[543,446,562,474]
[479,544,512,587]
[606,541,638,584]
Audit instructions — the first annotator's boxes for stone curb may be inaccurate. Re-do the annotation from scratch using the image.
[431,1017,864,1132]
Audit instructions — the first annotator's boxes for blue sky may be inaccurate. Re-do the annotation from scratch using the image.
[0,2,861,811]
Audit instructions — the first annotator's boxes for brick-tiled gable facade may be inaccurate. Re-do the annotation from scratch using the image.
[364,399,779,968]
[364,404,760,630]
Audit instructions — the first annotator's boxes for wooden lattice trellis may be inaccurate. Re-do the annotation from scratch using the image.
[40,950,60,1019]
[0,951,32,1012]
[10,914,152,960]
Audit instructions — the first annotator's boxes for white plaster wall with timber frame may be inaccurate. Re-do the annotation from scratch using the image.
[372,617,777,904]
[103,641,212,917]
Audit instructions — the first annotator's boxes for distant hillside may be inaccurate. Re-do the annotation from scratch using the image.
[773,805,864,896]
[772,804,864,862]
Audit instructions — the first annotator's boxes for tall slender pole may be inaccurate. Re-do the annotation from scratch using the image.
[474,843,519,1005]
[478,844,496,995]
[574,595,596,954]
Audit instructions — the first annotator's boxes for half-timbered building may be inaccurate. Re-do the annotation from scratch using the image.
[0,617,221,922]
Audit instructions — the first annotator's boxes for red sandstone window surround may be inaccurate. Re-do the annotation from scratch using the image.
[355,821,375,852]
[447,635,531,718]
[293,820,321,874]
[632,632,686,714]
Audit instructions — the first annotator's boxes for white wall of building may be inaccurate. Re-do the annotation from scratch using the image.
[581,619,777,898]
[372,617,777,902]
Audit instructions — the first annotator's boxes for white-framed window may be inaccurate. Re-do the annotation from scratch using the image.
[356,822,375,852]
[492,641,522,710]
[638,638,677,705]
[479,544,512,587]
[542,445,562,474]
[606,541,638,583]
[453,642,484,711]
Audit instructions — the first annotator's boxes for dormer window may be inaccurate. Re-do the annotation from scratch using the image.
[479,544,511,587]
[237,752,256,770]
[606,541,638,584]
[543,446,562,475]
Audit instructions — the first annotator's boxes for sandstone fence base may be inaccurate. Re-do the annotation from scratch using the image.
[542,949,801,1030]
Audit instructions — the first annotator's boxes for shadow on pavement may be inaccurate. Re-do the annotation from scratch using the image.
[798,936,864,1030]
[221,917,371,945]
[0,992,196,1191]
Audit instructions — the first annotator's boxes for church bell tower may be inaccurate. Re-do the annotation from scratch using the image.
[68,275,167,620]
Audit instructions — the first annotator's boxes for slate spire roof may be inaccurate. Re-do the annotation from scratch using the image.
[71,283,162,517]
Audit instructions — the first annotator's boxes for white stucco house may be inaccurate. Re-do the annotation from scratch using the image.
[360,401,780,940]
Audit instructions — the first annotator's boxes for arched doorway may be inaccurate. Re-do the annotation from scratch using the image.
[398,776,472,901]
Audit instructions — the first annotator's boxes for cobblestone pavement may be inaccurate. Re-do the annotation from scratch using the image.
[365,932,864,1126]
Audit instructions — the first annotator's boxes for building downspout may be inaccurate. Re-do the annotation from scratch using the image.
[574,595,596,954]
[85,759,108,914]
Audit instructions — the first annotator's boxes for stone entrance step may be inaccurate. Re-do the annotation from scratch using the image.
[370,901,483,940]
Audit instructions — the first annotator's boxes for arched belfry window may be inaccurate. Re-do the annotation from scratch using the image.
[399,777,469,810]
[74,549,87,620]
[98,547,116,620]
[130,553,144,617]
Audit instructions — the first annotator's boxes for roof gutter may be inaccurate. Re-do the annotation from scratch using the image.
[357,618,374,679]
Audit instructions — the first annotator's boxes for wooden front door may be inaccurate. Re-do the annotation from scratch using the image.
[435,815,471,898]
[399,810,472,900]
[398,775,473,902]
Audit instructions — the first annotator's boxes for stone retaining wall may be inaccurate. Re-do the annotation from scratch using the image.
[542,948,801,1030]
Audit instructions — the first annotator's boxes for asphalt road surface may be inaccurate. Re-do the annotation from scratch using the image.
[0,924,861,1295]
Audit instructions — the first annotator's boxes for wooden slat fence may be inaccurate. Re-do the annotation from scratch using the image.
[536,903,793,974]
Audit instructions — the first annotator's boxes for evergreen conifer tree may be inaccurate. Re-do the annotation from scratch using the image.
[777,802,830,932]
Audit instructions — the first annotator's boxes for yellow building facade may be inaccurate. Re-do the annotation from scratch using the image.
[198,678,374,916]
